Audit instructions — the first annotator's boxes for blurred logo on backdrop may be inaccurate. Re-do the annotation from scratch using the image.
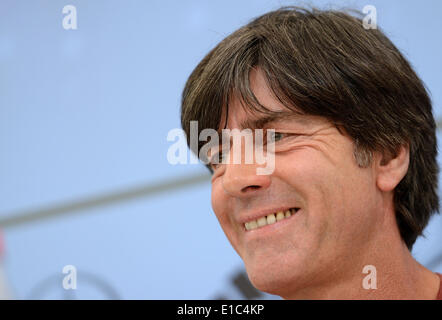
[27,267,120,300]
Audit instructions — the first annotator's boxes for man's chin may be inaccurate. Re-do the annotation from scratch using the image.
[244,262,306,297]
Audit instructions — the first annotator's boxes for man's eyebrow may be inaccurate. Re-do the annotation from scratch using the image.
[239,111,308,130]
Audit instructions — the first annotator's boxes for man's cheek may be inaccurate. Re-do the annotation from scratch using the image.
[211,189,233,228]
[211,185,222,212]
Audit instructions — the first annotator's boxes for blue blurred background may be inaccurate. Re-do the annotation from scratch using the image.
[0,0,441,299]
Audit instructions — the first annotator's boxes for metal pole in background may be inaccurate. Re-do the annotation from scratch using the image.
[0,173,210,228]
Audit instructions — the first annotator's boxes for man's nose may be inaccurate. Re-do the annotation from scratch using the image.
[222,162,272,197]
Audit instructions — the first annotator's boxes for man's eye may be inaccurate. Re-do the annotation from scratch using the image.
[269,131,287,142]
[209,151,227,170]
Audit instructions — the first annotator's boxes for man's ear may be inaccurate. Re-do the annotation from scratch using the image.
[376,145,410,192]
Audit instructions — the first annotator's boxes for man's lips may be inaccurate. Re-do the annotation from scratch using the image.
[239,207,300,231]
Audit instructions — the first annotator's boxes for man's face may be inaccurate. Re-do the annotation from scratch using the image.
[210,69,385,297]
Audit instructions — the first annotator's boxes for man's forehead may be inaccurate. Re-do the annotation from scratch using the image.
[216,68,316,132]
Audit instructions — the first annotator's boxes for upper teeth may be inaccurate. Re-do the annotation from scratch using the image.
[244,208,297,231]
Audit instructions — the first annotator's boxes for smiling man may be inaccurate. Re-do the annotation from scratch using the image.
[180,7,442,299]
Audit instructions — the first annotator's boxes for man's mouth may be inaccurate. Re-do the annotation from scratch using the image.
[244,208,300,231]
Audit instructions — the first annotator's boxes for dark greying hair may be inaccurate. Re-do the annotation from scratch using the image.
[180,6,439,250]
